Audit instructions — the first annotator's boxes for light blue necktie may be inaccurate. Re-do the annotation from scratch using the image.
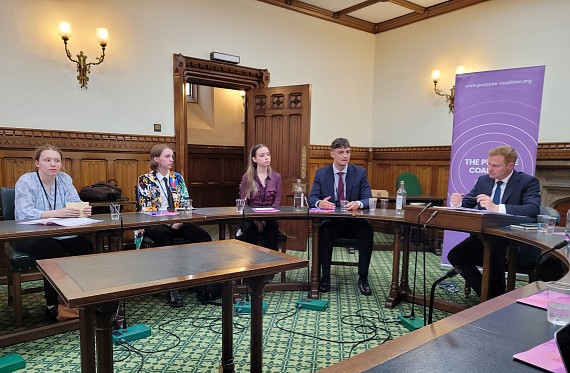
[492,181,503,204]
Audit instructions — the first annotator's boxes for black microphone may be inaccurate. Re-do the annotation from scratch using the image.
[423,210,439,229]
[408,202,433,322]
[536,240,568,281]
[428,266,462,324]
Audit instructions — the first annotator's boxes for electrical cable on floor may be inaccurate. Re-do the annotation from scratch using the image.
[274,307,392,357]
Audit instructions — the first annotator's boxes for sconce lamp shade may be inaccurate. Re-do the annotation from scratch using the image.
[431,70,441,83]
[58,21,72,39]
[96,28,109,46]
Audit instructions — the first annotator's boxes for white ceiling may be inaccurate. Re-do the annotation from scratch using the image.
[258,0,489,33]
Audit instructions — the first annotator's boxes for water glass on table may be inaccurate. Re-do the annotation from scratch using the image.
[110,203,120,220]
[537,214,549,233]
[368,197,377,212]
[380,198,389,211]
[546,216,557,235]
[547,281,570,325]
[339,200,349,212]
[236,198,246,214]
[181,199,193,213]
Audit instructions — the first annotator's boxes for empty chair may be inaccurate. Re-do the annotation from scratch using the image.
[396,173,422,196]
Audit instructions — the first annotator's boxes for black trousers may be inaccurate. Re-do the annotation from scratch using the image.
[238,219,279,250]
[15,236,93,306]
[144,223,212,247]
[447,235,507,299]
[318,218,374,279]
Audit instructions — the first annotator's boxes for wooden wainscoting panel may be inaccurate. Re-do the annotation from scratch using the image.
[187,145,244,207]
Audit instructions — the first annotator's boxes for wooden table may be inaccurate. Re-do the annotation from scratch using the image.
[319,281,560,373]
[36,239,307,373]
[391,205,534,311]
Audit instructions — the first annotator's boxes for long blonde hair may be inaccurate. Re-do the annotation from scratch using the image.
[243,144,272,199]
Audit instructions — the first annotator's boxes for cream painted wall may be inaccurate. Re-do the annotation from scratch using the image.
[187,87,245,146]
[372,0,570,146]
[0,0,374,146]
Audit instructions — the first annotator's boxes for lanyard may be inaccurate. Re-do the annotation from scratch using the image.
[36,171,57,211]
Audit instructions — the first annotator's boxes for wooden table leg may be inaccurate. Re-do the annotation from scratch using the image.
[94,301,118,373]
[479,234,492,301]
[80,306,95,373]
[309,218,320,299]
[244,276,271,373]
[507,243,518,292]
[220,281,235,372]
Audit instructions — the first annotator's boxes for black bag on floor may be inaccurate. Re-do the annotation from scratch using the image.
[196,283,222,305]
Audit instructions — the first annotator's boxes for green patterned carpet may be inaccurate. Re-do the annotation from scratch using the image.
[0,232,524,372]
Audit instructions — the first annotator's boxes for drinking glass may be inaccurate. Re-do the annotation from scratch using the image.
[236,198,246,214]
[380,199,389,211]
[110,203,120,220]
[547,281,570,325]
[537,214,549,233]
[368,198,377,212]
[340,200,349,212]
[546,216,557,235]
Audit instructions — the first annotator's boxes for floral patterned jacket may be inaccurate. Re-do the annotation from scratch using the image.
[136,170,189,212]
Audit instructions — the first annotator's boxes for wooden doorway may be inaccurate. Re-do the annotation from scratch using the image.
[173,54,311,250]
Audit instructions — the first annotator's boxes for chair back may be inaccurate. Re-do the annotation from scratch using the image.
[0,187,16,221]
[396,173,422,196]
[540,206,561,224]
[134,185,141,212]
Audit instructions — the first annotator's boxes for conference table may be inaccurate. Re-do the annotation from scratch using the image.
[36,239,307,373]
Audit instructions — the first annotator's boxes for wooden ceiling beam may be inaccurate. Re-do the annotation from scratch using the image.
[389,0,425,14]
[334,0,384,18]
[375,0,489,33]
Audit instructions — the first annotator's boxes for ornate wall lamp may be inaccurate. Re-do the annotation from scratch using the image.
[431,66,465,113]
[58,21,109,89]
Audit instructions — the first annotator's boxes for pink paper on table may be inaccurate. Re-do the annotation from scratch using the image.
[143,211,179,216]
[309,208,335,213]
[517,291,570,310]
[513,339,565,373]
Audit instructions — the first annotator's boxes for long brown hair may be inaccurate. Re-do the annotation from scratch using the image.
[243,144,272,199]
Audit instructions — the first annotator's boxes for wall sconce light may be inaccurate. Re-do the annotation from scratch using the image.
[58,21,109,89]
[431,66,465,113]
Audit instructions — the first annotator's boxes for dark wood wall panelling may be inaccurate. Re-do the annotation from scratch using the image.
[186,145,244,208]
[1,127,569,217]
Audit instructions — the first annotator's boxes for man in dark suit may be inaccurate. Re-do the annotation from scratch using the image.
[308,138,374,295]
[448,145,540,299]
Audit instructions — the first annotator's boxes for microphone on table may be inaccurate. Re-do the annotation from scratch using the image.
[400,203,434,330]
[428,266,461,325]
[536,240,568,281]
[410,204,432,316]
[423,210,439,229]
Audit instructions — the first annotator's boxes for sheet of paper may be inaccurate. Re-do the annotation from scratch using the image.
[309,208,335,213]
[513,339,566,373]
[252,208,280,212]
[19,217,102,227]
[142,211,179,216]
[66,202,89,218]
[517,290,570,310]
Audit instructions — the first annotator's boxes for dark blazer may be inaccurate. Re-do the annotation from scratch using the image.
[462,170,540,218]
[308,164,372,209]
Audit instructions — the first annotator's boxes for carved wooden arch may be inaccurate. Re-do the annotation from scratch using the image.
[173,54,270,175]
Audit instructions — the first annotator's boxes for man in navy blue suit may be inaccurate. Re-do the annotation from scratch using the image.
[308,138,374,295]
[448,145,541,299]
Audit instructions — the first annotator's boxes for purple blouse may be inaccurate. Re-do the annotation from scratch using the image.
[239,171,282,206]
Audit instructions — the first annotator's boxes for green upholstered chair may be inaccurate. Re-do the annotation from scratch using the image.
[396,172,422,197]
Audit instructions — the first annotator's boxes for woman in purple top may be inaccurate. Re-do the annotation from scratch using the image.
[238,144,282,250]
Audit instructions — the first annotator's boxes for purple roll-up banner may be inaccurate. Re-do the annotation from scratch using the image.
[442,66,546,264]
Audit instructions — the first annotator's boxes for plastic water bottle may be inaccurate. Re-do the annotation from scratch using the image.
[395,181,407,215]
[293,179,304,212]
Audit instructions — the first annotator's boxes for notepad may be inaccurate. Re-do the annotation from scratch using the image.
[309,208,335,213]
[66,202,89,218]
[143,211,179,216]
